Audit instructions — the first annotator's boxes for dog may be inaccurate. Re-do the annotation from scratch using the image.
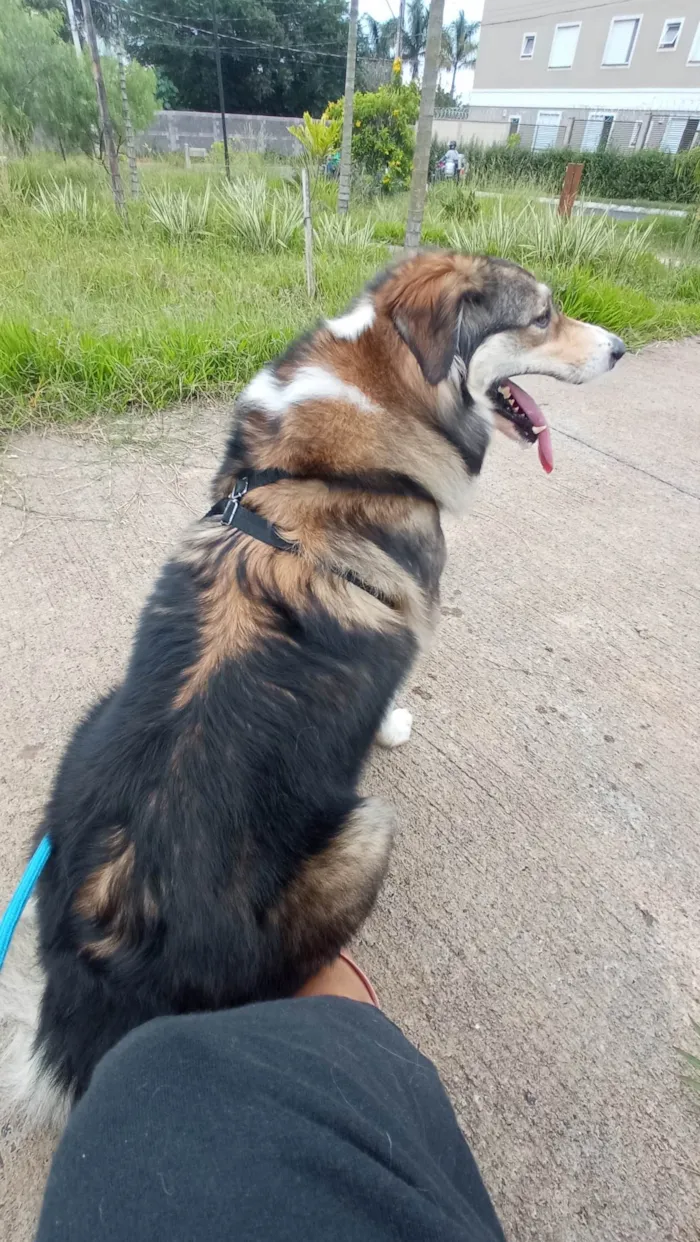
[0,251,624,1129]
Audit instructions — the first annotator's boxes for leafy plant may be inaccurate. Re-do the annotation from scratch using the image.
[287,113,341,169]
[32,178,90,227]
[448,203,653,278]
[430,181,479,225]
[324,81,420,192]
[216,177,302,251]
[314,213,376,251]
[146,185,211,243]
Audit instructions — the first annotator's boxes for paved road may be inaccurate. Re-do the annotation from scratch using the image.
[1,339,699,1240]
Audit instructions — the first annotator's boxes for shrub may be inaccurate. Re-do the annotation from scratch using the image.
[465,144,698,205]
[146,185,211,243]
[447,203,654,278]
[287,113,341,169]
[430,181,479,225]
[215,177,302,252]
[324,81,420,192]
[314,213,376,251]
[32,177,90,227]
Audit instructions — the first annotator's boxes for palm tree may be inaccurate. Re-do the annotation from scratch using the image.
[402,0,429,81]
[443,11,479,100]
[405,0,445,249]
[360,15,397,60]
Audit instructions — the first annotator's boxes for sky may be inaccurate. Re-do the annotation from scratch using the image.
[359,0,485,100]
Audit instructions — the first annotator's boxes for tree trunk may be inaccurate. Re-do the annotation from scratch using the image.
[337,0,358,216]
[405,0,445,251]
[450,62,457,99]
[114,12,140,200]
[82,0,124,215]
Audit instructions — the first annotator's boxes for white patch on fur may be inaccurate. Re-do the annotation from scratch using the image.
[326,300,376,341]
[0,900,69,1133]
[239,364,379,418]
[377,706,413,748]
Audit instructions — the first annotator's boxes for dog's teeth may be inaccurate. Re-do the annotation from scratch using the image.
[502,385,511,398]
[531,425,546,435]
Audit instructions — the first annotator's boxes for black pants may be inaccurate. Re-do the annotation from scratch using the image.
[36,998,506,1242]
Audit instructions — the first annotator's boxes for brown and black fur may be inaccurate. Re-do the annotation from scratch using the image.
[0,252,624,1122]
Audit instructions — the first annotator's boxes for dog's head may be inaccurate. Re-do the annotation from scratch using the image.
[374,252,625,473]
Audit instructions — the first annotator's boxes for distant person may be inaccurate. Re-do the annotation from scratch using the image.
[441,139,467,181]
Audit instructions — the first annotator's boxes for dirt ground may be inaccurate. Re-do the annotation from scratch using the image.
[1,339,699,1241]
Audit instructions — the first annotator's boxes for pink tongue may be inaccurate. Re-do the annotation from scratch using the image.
[506,379,554,474]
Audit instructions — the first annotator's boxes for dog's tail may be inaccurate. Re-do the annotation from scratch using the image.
[0,901,70,1132]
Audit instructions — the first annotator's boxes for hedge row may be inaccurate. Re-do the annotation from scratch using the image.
[465,145,696,205]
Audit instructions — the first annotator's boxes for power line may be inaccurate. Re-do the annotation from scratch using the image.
[96,0,352,56]
[481,0,633,27]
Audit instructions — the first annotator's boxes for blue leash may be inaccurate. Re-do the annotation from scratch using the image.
[0,835,52,970]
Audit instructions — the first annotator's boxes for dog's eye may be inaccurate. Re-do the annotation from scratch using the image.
[532,309,551,329]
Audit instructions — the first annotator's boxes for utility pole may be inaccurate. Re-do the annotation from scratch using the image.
[337,0,358,215]
[396,0,405,62]
[404,0,444,250]
[82,0,125,214]
[212,0,231,182]
[64,0,82,57]
[113,7,140,199]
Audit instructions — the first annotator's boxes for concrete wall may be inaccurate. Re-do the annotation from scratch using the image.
[139,111,303,157]
[433,118,509,147]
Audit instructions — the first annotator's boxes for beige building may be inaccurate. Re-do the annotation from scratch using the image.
[463,1,700,153]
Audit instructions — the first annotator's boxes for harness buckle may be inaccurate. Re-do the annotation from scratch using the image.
[221,476,249,526]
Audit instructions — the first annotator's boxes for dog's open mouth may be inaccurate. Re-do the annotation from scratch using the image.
[491,380,554,474]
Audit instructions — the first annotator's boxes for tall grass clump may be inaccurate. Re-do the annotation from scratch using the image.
[215,177,302,252]
[146,184,211,243]
[314,213,376,251]
[448,204,653,278]
[32,177,90,227]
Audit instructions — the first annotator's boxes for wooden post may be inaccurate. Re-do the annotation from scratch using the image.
[184,143,191,170]
[301,168,315,299]
[558,162,583,217]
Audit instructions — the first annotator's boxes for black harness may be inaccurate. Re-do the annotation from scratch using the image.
[205,468,297,552]
[204,468,421,605]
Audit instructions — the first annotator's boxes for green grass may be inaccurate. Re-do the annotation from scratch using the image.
[1,154,700,432]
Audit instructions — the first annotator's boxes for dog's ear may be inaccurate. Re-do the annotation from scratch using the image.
[382,255,487,386]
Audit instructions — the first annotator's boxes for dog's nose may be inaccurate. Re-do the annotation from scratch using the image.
[609,334,626,365]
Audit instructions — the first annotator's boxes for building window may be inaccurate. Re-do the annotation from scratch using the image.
[549,22,581,69]
[659,19,683,50]
[629,120,642,148]
[581,113,615,153]
[532,111,561,151]
[521,33,536,59]
[508,116,521,137]
[688,22,700,63]
[602,16,641,66]
[661,116,700,153]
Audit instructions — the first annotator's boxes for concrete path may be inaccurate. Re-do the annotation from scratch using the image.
[1,339,699,1240]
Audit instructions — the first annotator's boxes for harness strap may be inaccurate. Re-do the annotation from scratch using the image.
[204,469,400,604]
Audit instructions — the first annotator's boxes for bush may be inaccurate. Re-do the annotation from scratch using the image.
[215,177,302,252]
[324,81,420,192]
[430,181,479,225]
[465,144,698,205]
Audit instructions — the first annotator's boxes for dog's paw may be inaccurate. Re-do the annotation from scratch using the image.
[377,707,413,748]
